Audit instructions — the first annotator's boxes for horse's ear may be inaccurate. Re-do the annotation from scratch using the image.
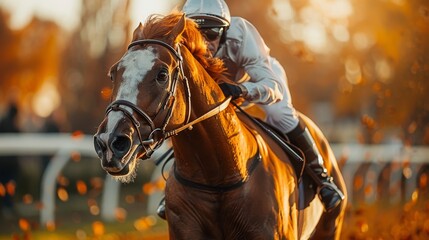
[132,23,144,41]
[167,14,186,45]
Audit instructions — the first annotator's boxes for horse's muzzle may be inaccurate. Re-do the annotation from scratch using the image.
[93,133,133,174]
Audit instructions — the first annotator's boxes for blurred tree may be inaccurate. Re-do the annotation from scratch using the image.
[334,0,429,144]
[57,0,131,133]
[0,10,63,114]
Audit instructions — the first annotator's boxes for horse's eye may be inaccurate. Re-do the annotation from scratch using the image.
[156,69,169,83]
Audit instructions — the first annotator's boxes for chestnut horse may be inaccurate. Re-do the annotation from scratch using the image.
[94,13,346,239]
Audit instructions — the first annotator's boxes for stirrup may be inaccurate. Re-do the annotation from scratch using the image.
[317,181,344,212]
[156,197,166,220]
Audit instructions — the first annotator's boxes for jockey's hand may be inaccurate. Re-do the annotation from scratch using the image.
[219,83,243,100]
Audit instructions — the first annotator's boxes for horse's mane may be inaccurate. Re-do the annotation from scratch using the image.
[132,13,227,83]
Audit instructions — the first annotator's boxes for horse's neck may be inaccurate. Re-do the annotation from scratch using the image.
[172,109,257,186]
[171,58,257,186]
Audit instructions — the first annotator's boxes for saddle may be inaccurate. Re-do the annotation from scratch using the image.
[233,103,305,180]
[252,118,305,178]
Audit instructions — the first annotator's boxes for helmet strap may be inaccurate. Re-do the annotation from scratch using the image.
[219,27,228,45]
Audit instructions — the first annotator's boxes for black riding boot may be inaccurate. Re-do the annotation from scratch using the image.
[157,197,167,220]
[286,122,344,212]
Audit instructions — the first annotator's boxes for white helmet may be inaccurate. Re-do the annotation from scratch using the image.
[182,0,231,28]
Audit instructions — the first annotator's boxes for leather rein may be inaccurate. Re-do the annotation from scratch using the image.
[105,39,231,159]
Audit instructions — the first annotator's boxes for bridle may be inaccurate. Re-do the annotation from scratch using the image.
[105,39,231,159]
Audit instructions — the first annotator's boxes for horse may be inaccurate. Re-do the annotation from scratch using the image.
[94,13,347,239]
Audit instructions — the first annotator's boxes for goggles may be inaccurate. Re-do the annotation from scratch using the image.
[199,27,224,41]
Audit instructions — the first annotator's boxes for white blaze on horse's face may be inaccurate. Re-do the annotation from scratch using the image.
[106,47,158,133]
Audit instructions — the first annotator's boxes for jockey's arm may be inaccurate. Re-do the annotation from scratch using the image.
[235,18,284,105]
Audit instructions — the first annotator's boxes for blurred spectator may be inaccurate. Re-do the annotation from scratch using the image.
[42,111,61,133]
[0,102,20,219]
[39,110,62,171]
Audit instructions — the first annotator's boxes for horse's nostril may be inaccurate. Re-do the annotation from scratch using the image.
[110,136,131,158]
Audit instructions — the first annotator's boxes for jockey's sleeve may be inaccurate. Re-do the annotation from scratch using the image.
[234,18,284,105]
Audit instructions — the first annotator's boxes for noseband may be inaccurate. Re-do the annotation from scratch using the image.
[106,39,231,159]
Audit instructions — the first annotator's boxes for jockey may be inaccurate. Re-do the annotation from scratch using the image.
[157,0,344,218]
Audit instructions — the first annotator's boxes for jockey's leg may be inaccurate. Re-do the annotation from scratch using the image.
[260,58,344,212]
[286,121,344,212]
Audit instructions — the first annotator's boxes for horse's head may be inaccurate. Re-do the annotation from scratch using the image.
[94,13,226,182]
[94,14,191,182]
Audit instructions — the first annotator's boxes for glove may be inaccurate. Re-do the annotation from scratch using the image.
[219,83,243,100]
